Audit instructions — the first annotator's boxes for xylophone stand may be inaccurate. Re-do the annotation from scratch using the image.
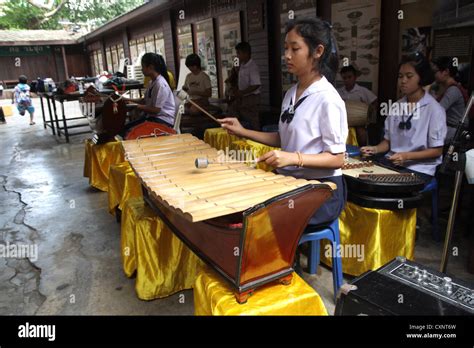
[440,93,474,273]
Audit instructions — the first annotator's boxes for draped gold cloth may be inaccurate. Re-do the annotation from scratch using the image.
[194,265,328,315]
[319,201,417,276]
[204,127,359,157]
[203,127,240,151]
[83,140,125,192]
[229,139,278,172]
[108,162,142,215]
[346,127,359,147]
[121,198,203,300]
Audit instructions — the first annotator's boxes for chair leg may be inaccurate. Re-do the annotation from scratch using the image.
[332,232,344,302]
[308,240,320,274]
[431,183,440,242]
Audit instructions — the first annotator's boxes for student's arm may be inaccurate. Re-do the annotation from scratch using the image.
[219,117,281,147]
[360,139,390,157]
[388,147,443,166]
[258,151,345,169]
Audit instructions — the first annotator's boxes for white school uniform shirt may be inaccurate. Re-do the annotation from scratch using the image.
[337,83,377,104]
[384,92,447,176]
[238,59,261,96]
[144,74,176,126]
[278,76,349,179]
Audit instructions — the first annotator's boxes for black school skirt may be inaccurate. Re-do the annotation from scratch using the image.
[305,175,347,230]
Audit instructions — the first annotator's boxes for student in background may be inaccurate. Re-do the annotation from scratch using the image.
[120,53,175,137]
[361,53,446,178]
[13,75,35,125]
[337,65,377,145]
[431,56,467,144]
[228,42,261,130]
[182,53,212,115]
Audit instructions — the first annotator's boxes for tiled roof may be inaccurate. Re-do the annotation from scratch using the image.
[0,30,82,45]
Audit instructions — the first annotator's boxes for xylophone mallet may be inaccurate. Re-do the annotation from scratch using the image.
[195,157,259,169]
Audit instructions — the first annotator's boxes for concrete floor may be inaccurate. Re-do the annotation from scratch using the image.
[0,98,473,316]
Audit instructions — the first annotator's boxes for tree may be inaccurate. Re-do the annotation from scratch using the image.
[0,0,144,30]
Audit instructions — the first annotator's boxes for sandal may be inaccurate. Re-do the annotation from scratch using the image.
[29,122,36,125]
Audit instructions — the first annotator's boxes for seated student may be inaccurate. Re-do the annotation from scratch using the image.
[182,53,212,115]
[361,53,447,178]
[337,65,377,145]
[121,53,175,135]
[431,56,467,144]
[221,18,347,227]
[13,75,35,125]
[228,42,261,130]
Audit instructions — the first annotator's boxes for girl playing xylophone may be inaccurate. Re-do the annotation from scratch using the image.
[220,18,348,227]
[360,53,447,177]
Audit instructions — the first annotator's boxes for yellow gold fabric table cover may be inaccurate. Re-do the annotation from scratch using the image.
[229,139,278,172]
[108,161,142,215]
[83,140,125,192]
[320,201,417,276]
[204,127,359,152]
[346,127,359,147]
[203,127,240,151]
[194,265,328,315]
[121,197,203,300]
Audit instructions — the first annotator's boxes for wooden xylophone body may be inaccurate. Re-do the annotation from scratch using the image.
[122,134,334,303]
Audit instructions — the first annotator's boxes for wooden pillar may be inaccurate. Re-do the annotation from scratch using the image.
[378,0,401,105]
[101,39,108,72]
[316,0,331,21]
[267,0,282,110]
[123,28,131,61]
[61,45,69,79]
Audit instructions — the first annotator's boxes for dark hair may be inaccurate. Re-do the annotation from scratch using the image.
[185,53,201,69]
[340,65,357,75]
[432,56,459,78]
[141,53,170,86]
[19,75,28,84]
[285,18,338,84]
[399,52,433,86]
[235,42,251,55]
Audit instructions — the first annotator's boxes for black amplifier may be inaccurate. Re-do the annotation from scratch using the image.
[335,257,474,315]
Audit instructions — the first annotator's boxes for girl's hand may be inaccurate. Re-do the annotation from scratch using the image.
[360,146,377,157]
[219,117,247,137]
[257,150,298,168]
[388,152,409,166]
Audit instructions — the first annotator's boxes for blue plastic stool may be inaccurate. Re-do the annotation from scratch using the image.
[421,177,440,241]
[298,218,344,301]
[345,144,361,157]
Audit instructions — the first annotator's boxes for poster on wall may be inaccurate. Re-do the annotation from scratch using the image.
[155,31,166,61]
[218,12,241,96]
[196,19,219,98]
[332,0,381,93]
[280,0,316,93]
[177,24,194,60]
[402,27,431,57]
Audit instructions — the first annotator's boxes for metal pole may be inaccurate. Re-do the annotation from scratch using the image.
[440,170,464,273]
